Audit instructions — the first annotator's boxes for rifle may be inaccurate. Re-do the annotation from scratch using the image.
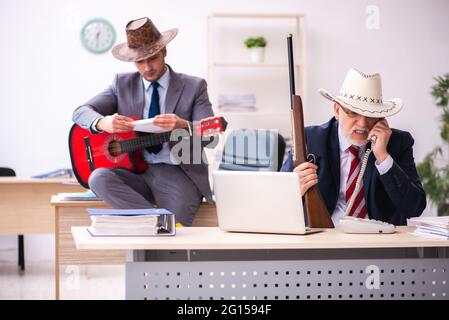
[287,34,334,228]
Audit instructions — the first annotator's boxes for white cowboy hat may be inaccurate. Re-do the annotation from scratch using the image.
[319,68,403,118]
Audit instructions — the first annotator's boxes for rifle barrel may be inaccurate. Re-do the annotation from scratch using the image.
[287,34,295,108]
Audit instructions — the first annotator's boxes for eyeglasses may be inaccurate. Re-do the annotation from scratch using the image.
[339,104,380,121]
[339,105,362,118]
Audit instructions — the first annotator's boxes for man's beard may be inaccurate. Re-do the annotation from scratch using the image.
[344,131,368,147]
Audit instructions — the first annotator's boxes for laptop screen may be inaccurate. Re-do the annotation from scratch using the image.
[212,171,307,235]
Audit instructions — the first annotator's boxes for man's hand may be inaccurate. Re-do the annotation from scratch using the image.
[368,118,392,164]
[293,162,319,196]
[96,113,135,133]
[153,114,189,131]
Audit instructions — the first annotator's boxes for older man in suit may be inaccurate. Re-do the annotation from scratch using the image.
[281,68,426,226]
[72,17,215,226]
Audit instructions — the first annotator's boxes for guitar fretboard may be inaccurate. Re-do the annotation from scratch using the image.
[118,131,173,154]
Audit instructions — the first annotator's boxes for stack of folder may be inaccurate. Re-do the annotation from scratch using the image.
[87,208,176,237]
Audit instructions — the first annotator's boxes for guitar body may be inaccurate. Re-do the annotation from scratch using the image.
[68,124,148,188]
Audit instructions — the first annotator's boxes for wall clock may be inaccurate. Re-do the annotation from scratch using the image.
[80,18,116,54]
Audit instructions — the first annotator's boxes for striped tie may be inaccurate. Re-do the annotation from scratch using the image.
[345,145,368,218]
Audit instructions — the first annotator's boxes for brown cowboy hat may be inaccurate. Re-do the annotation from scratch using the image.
[112,17,178,62]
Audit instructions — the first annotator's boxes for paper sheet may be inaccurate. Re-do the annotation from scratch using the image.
[133,118,169,133]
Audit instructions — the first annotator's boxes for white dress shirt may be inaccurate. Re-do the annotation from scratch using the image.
[331,123,394,226]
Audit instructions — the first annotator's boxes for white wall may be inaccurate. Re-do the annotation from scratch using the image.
[1,0,448,261]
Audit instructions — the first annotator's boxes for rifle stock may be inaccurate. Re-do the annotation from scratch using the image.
[291,95,334,228]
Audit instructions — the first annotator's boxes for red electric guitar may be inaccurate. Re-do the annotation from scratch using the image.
[69,116,227,188]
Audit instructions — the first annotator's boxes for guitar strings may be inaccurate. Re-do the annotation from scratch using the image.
[106,131,176,155]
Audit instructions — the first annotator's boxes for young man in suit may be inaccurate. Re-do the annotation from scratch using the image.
[73,17,216,226]
[281,68,426,226]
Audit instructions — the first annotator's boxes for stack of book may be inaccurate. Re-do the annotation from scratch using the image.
[407,216,449,239]
[87,208,175,237]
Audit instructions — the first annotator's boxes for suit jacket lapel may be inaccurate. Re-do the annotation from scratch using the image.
[165,67,184,114]
[329,120,341,190]
[132,73,145,117]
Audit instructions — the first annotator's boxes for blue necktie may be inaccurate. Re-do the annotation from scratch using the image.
[146,82,163,154]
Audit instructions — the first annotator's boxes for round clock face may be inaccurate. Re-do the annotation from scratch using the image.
[80,18,116,54]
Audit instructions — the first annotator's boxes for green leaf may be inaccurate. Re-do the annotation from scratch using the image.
[431,74,449,107]
[244,36,267,48]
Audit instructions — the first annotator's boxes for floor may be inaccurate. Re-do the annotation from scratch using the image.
[0,261,124,300]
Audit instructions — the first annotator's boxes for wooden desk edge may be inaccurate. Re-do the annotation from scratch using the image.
[71,226,449,251]
[51,195,108,207]
[0,177,80,184]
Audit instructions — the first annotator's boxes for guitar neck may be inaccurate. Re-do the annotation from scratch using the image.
[115,116,226,155]
[119,131,173,154]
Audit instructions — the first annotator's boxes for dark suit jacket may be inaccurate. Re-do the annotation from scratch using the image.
[281,118,426,225]
[72,66,215,203]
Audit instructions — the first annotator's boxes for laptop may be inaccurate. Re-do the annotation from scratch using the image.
[213,171,317,235]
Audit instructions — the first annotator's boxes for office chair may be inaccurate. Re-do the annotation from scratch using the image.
[0,167,25,271]
[0,167,15,177]
[218,129,286,172]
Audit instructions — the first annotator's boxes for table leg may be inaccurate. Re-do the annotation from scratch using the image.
[55,208,60,300]
[18,235,25,271]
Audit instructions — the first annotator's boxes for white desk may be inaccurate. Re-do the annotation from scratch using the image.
[72,227,449,300]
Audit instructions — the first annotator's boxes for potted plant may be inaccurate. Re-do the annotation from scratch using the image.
[417,74,449,216]
[244,36,267,63]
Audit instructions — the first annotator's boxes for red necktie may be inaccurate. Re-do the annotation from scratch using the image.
[345,145,368,218]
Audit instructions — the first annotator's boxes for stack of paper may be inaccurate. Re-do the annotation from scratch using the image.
[407,216,449,239]
[33,168,74,179]
[217,94,257,112]
[58,190,100,201]
[87,208,174,236]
